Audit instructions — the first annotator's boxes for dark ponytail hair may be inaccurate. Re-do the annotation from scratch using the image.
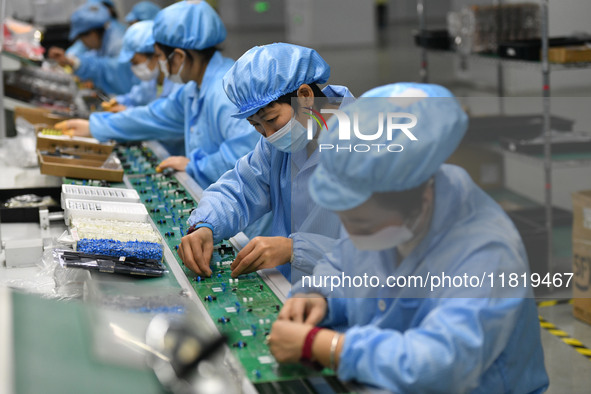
[274,83,326,111]
[155,43,219,67]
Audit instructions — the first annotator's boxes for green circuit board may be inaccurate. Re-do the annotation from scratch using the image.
[127,172,334,383]
[64,143,340,386]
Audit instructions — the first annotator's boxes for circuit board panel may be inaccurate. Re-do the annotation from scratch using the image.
[115,143,158,175]
[127,172,334,383]
[65,143,338,385]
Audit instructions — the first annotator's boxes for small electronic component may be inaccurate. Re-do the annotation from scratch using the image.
[77,238,163,261]
[40,128,74,137]
[71,218,161,243]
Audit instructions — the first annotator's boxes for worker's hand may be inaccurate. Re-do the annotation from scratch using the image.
[156,156,190,172]
[100,98,127,113]
[268,320,313,363]
[54,119,91,137]
[230,236,293,278]
[278,294,327,325]
[101,98,117,110]
[107,104,127,113]
[178,227,214,277]
[47,47,74,68]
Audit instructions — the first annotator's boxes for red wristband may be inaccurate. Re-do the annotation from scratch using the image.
[301,327,322,361]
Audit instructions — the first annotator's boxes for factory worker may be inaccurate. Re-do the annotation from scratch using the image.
[88,0,119,19]
[268,83,549,393]
[178,43,354,281]
[125,1,161,25]
[66,0,125,58]
[56,1,260,184]
[102,20,181,113]
[48,2,138,95]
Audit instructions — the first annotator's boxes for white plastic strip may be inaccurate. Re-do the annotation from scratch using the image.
[0,287,14,394]
[61,185,140,208]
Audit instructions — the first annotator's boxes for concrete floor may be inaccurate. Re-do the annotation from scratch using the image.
[539,302,591,393]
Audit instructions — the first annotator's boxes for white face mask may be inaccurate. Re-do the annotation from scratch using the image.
[266,114,317,153]
[167,52,185,84]
[347,210,422,251]
[131,61,159,81]
[158,58,169,78]
[348,225,414,251]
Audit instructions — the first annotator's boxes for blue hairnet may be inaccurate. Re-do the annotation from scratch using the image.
[87,0,114,6]
[309,83,469,211]
[125,1,161,23]
[69,3,111,40]
[223,43,331,119]
[118,20,155,63]
[152,1,226,51]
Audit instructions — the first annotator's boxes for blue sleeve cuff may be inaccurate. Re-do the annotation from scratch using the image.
[187,222,214,237]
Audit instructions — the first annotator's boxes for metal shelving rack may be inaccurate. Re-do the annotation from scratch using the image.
[416,0,560,278]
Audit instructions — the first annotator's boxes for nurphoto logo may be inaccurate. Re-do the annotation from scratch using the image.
[307,108,418,153]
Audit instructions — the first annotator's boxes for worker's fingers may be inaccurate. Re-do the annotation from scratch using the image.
[231,246,261,278]
[69,121,90,137]
[157,158,174,171]
[110,105,126,113]
[232,239,257,270]
[304,303,326,326]
[277,300,293,321]
[190,234,212,277]
[202,240,214,272]
[54,120,70,130]
[180,234,208,276]
[177,240,185,261]
[289,299,306,323]
[179,236,198,272]
[247,257,267,275]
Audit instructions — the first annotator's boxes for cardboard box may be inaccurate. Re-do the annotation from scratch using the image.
[572,190,591,326]
[13,106,68,127]
[572,191,591,240]
[37,137,122,182]
[572,240,591,325]
[36,130,114,156]
[549,46,591,64]
[446,142,503,190]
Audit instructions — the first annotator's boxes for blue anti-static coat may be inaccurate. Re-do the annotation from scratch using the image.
[188,85,354,281]
[292,164,549,393]
[66,39,92,57]
[89,51,260,188]
[66,18,126,58]
[73,21,139,95]
[115,78,181,108]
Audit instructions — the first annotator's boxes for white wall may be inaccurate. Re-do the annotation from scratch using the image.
[218,0,285,29]
[286,0,375,48]
[388,0,452,23]
[5,0,177,25]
